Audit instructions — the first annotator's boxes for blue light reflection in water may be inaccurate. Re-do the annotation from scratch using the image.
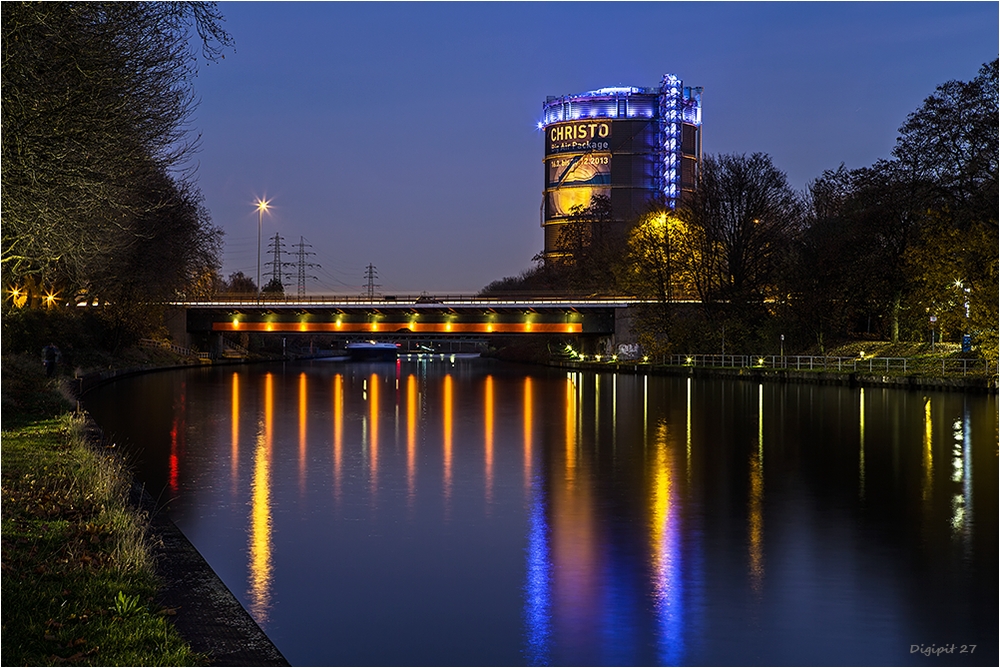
[82,359,998,666]
[523,473,551,666]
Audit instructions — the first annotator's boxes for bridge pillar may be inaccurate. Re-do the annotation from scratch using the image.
[614,306,639,349]
[210,332,224,359]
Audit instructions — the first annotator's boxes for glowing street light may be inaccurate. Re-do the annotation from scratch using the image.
[255,198,270,297]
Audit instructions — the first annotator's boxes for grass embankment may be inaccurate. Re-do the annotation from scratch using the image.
[1,354,202,666]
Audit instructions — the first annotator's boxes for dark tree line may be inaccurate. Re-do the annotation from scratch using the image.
[484,60,998,360]
[2,2,232,343]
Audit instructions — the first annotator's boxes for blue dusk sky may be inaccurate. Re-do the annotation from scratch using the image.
[190,2,998,294]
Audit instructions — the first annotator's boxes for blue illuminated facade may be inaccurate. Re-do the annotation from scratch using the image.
[541,75,702,258]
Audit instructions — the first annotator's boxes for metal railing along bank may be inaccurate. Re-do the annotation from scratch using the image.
[139,337,210,360]
[654,354,993,376]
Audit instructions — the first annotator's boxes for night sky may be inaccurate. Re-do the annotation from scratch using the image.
[190,2,997,294]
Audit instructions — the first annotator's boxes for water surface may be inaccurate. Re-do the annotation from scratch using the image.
[85,358,998,666]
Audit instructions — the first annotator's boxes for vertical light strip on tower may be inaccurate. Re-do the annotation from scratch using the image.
[539,73,702,260]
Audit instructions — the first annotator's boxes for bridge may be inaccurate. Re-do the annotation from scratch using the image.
[169,294,687,354]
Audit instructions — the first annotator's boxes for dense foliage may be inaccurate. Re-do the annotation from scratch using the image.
[2,2,232,346]
[485,60,998,359]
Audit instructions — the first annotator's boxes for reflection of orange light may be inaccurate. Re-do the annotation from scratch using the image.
[370,373,379,488]
[565,377,576,484]
[249,373,274,624]
[231,373,240,489]
[298,372,308,493]
[551,386,597,641]
[407,374,418,503]
[444,374,453,501]
[485,375,494,505]
[333,374,343,500]
[923,397,933,501]
[523,377,533,490]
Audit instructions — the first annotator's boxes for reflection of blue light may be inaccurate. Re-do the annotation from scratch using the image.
[655,513,685,665]
[523,475,551,665]
[600,548,641,665]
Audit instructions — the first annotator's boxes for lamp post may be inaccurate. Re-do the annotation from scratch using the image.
[255,198,270,297]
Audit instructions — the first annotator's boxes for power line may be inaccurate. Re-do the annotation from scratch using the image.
[364,263,380,300]
[264,233,292,291]
[290,236,320,298]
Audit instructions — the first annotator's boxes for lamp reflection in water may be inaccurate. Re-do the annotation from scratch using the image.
[369,373,379,493]
[407,374,418,504]
[951,403,973,549]
[169,381,186,494]
[333,374,343,502]
[550,373,599,658]
[523,466,552,665]
[299,372,308,495]
[443,374,454,506]
[523,377,533,490]
[565,375,577,484]
[859,388,866,500]
[231,373,240,492]
[686,378,692,483]
[650,421,685,664]
[748,384,764,593]
[169,417,179,493]
[922,397,933,503]
[485,375,494,505]
[249,372,274,625]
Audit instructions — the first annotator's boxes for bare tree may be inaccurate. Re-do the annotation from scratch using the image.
[679,153,803,308]
[2,2,232,309]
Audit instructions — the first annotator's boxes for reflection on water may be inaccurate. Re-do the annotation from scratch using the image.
[249,372,273,623]
[650,421,684,665]
[84,360,998,666]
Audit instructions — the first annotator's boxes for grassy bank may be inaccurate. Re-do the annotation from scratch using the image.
[1,355,202,666]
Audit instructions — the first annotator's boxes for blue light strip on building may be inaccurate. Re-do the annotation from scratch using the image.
[540,73,702,211]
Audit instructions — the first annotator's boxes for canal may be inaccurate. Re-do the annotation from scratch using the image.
[84,357,997,666]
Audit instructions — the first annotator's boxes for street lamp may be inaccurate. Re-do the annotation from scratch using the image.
[255,198,270,297]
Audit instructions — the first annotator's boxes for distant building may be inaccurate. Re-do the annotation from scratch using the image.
[540,75,702,260]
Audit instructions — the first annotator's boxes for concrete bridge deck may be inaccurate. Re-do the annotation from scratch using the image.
[176,295,678,338]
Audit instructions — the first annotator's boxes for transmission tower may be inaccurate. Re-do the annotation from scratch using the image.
[364,264,380,300]
[290,236,320,298]
[263,233,290,292]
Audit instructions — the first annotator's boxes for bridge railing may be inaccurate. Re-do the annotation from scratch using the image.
[660,354,992,376]
[172,293,674,307]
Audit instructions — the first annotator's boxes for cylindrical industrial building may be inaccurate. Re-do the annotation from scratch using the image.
[540,74,702,259]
